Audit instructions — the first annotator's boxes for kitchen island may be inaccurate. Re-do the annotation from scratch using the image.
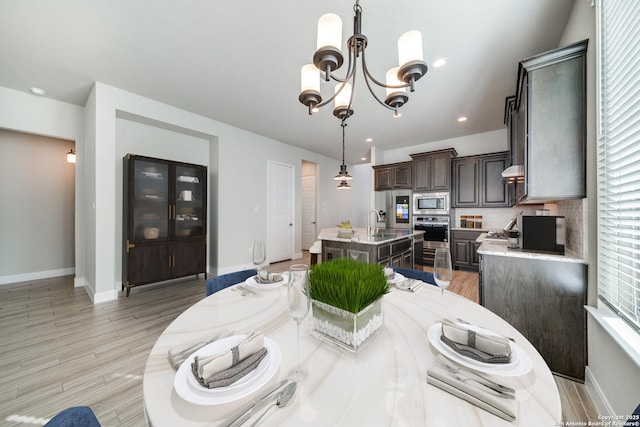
[318,227,424,268]
[477,240,588,381]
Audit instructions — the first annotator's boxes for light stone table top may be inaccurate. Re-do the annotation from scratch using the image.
[143,281,561,426]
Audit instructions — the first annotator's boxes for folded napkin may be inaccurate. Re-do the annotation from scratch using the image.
[440,319,511,364]
[191,331,268,388]
[257,270,283,284]
[168,331,227,370]
[427,366,517,422]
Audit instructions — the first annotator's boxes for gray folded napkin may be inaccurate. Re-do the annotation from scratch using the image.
[257,270,283,284]
[191,347,268,388]
[427,366,517,422]
[440,319,511,364]
[191,332,267,388]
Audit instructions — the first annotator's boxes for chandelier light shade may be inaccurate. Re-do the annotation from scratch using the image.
[299,0,428,118]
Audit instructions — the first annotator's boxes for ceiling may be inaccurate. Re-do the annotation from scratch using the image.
[0,0,576,164]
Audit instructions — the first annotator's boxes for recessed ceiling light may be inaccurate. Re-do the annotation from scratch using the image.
[432,58,447,68]
[457,116,468,122]
[30,87,46,96]
[365,138,373,143]
[361,157,367,161]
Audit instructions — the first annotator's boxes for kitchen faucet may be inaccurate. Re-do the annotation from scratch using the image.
[367,209,383,235]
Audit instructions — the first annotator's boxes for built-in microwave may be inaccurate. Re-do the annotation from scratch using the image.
[413,192,449,216]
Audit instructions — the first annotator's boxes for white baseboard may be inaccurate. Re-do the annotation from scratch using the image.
[0,267,75,285]
[585,366,614,416]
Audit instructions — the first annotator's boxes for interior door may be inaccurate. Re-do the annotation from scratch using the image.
[301,161,317,250]
[268,161,294,263]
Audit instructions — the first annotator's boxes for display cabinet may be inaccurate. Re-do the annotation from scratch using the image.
[122,154,207,296]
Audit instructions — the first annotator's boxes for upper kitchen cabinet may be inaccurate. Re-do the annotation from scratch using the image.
[373,161,412,191]
[410,149,457,192]
[452,152,511,207]
[511,39,588,203]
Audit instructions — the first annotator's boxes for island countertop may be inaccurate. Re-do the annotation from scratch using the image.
[318,227,424,245]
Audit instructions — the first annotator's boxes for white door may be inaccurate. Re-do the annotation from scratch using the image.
[301,161,317,250]
[268,161,294,263]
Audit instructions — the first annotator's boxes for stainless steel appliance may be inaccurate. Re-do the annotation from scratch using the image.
[376,189,412,230]
[413,192,449,216]
[413,215,449,266]
[519,215,565,254]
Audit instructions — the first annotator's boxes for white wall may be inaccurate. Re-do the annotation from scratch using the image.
[0,86,85,287]
[372,129,508,166]
[83,82,355,301]
[0,130,75,284]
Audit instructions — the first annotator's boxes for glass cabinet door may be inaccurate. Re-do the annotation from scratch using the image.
[132,159,170,241]
[174,164,206,239]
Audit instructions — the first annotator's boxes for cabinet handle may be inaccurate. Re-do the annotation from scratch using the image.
[169,205,172,220]
[126,240,135,253]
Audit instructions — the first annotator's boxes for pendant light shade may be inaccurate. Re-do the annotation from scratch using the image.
[335,120,352,188]
[66,149,76,164]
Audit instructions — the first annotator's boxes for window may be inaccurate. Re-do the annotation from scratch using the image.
[597,0,640,331]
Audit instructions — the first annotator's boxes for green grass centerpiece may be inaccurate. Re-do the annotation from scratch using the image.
[309,258,389,352]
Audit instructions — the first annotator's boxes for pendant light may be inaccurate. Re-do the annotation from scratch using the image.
[335,120,352,189]
[66,149,76,164]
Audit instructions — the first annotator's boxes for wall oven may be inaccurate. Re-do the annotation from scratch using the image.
[413,192,449,216]
[413,215,449,266]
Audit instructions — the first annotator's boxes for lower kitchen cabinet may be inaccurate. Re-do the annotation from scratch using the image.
[451,230,483,271]
[321,237,414,269]
[479,253,587,381]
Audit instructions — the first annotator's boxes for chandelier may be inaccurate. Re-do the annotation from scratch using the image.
[335,120,352,190]
[298,1,428,119]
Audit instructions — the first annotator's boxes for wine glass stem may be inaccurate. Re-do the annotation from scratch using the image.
[441,287,445,321]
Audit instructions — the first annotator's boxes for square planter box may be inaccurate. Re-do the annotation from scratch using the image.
[310,297,384,352]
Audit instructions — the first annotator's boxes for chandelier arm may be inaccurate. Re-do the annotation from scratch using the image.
[361,48,410,90]
[328,48,356,83]
[362,67,397,111]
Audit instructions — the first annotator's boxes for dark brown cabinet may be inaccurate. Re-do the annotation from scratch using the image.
[452,152,511,208]
[123,155,207,296]
[511,39,588,203]
[410,149,457,192]
[480,253,587,380]
[373,162,412,191]
[451,229,483,270]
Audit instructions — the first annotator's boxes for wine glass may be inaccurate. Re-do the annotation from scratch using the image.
[252,240,266,281]
[433,248,453,321]
[287,264,311,381]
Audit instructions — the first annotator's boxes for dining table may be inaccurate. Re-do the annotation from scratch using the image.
[142,272,562,426]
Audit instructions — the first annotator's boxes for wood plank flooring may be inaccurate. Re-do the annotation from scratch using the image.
[0,254,597,426]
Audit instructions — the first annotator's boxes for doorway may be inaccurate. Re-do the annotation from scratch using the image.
[267,160,294,263]
[301,161,318,250]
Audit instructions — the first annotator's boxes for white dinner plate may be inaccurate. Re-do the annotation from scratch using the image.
[244,272,288,290]
[174,335,281,405]
[427,322,532,377]
[386,273,406,285]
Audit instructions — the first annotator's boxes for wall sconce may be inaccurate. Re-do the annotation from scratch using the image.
[66,149,76,164]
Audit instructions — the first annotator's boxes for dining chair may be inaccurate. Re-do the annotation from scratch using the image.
[44,406,101,427]
[206,269,257,296]
[392,266,436,285]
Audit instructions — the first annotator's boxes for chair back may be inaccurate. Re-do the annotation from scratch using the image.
[45,406,100,427]
[392,267,436,285]
[206,269,257,296]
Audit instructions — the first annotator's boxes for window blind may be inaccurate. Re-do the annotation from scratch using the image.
[597,0,640,331]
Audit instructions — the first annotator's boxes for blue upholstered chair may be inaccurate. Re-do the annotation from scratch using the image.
[44,406,100,427]
[392,267,436,285]
[206,269,257,296]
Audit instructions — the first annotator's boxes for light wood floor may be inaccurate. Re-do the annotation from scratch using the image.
[0,254,597,426]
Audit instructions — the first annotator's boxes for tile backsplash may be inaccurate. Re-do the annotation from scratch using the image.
[556,198,585,258]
